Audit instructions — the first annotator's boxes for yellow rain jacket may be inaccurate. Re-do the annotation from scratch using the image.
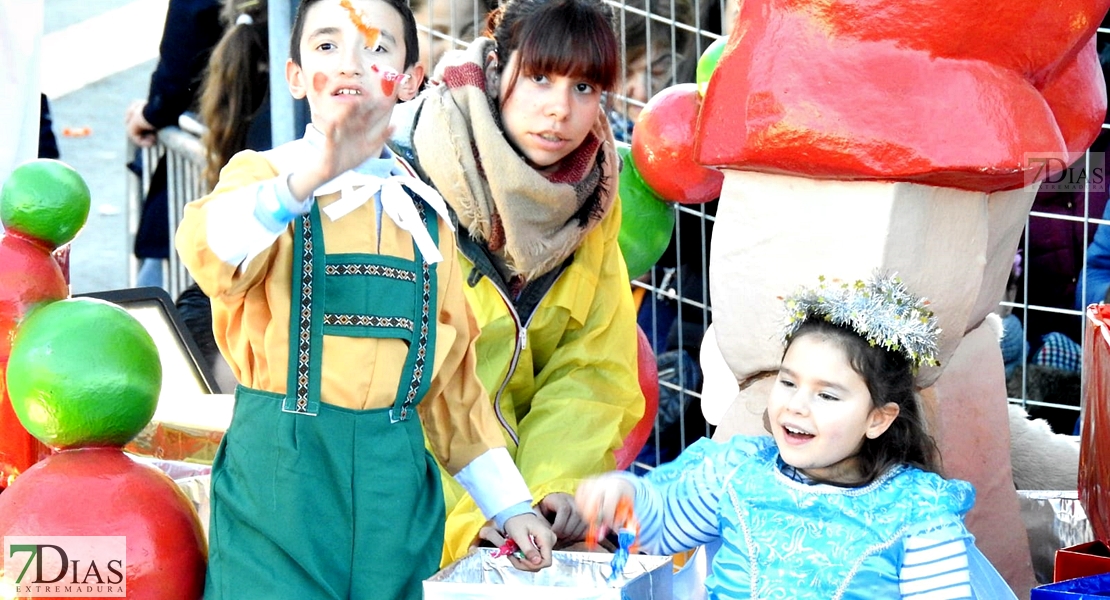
[438,197,646,565]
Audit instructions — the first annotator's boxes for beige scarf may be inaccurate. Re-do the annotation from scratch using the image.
[412,38,617,281]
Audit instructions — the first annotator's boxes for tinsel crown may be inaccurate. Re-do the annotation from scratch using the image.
[782,273,940,370]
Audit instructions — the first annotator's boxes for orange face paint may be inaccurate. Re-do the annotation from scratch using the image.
[340,0,381,49]
[313,72,328,93]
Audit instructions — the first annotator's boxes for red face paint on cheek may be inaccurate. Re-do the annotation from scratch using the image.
[313,72,327,93]
[371,65,406,98]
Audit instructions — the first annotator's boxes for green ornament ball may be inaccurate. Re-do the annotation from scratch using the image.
[616,142,676,279]
[6,298,161,449]
[696,37,729,97]
[1,159,91,249]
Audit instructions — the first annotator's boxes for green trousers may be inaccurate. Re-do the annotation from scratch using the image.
[204,388,445,599]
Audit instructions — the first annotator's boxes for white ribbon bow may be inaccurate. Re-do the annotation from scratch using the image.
[314,171,454,264]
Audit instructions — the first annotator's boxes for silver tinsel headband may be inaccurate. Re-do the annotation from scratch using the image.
[782,273,940,370]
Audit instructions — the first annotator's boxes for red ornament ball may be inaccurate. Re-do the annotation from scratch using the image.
[614,326,659,470]
[631,83,724,205]
[0,448,206,599]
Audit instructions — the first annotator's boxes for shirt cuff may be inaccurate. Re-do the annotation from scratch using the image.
[492,501,534,531]
[206,176,310,267]
[253,174,311,232]
[452,447,533,525]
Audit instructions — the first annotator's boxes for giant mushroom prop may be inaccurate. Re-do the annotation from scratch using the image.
[640,1,1110,595]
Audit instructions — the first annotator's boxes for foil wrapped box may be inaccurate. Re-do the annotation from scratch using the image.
[124,393,233,464]
[1018,490,1095,583]
[424,549,672,599]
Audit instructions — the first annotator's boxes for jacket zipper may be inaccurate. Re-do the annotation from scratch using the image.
[489,277,556,447]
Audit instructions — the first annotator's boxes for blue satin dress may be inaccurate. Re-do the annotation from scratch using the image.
[637,436,977,600]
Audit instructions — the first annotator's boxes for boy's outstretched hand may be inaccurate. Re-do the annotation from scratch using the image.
[287,82,394,201]
[574,474,636,543]
[316,95,392,180]
[499,512,555,571]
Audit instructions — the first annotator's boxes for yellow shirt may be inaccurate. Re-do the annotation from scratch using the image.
[175,149,506,474]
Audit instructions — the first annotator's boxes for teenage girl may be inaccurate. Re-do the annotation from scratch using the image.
[391,0,646,566]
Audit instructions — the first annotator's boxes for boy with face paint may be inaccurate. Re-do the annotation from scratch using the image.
[175,1,556,598]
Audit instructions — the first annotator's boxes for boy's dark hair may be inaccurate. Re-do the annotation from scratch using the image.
[290,0,420,70]
[785,319,942,483]
[484,0,620,100]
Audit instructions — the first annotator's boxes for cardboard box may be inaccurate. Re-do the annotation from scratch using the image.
[424,549,672,600]
[1055,541,1110,583]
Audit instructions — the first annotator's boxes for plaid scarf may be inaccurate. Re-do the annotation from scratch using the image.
[411,38,617,280]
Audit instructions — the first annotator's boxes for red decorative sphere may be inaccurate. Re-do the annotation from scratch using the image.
[0,233,66,488]
[631,83,724,205]
[0,448,207,599]
[614,327,659,470]
[0,235,68,361]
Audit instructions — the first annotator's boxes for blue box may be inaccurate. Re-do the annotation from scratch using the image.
[1033,572,1110,598]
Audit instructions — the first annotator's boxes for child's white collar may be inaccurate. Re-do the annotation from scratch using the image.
[302,125,454,265]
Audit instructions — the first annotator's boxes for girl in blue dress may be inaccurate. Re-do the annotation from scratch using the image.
[577,273,1015,599]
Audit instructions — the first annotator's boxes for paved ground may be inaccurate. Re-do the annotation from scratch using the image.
[43,0,167,294]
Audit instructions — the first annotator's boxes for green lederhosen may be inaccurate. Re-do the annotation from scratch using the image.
[204,199,444,600]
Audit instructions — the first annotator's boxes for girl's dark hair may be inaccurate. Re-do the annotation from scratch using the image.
[786,319,941,482]
[290,0,420,71]
[200,0,271,190]
[483,0,620,101]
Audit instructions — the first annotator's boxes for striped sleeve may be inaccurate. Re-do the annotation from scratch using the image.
[626,437,759,555]
[899,520,973,599]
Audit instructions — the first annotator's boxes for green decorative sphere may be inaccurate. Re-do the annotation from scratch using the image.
[696,37,729,97]
[616,143,675,279]
[6,298,161,449]
[1,159,91,249]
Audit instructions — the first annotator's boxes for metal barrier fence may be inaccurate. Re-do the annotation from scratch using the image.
[125,115,207,301]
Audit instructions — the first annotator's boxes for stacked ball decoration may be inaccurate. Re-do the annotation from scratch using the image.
[616,142,675,279]
[630,82,724,205]
[0,298,207,599]
[0,159,91,488]
[0,160,206,599]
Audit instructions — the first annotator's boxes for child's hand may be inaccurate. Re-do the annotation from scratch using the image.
[287,98,395,201]
[537,492,587,544]
[501,512,555,571]
[575,474,636,541]
[317,97,393,180]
